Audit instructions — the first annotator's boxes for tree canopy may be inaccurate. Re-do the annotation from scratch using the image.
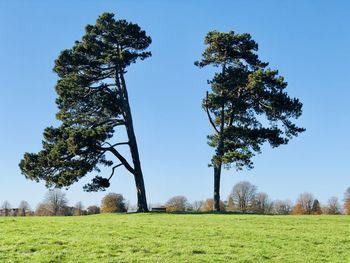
[19,12,151,211]
[196,31,305,211]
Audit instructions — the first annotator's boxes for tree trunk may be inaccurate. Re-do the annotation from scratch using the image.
[119,72,148,212]
[126,118,148,212]
[213,163,222,212]
[213,94,225,212]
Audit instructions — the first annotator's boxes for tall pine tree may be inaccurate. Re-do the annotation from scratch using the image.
[196,31,305,211]
[19,13,150,212]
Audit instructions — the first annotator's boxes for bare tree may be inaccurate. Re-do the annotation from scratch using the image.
[296,192,314,214]
[87,205,100,215]
[74,202,84,216]
[35,203,51,216]
[18,200,31,216]
[165,196,189,212]
[192,200,204,212]
[44,189,68,216]
[273,200,292,215]
[2,201,11,216]
[326,197,341,215]
[252,192,273,214]
[229,181,257,213]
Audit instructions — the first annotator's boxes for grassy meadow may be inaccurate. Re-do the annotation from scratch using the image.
[1,213,350,262]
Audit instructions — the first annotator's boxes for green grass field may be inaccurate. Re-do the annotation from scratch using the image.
[1,214,350,262]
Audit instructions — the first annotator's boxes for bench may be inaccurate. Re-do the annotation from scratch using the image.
[151,207,166,212]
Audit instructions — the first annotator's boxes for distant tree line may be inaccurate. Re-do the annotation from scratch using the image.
[159,182,350,215]
[0,190,124,216]
[1,183,350,216]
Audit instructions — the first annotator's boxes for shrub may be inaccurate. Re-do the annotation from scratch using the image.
[101,193,127,213]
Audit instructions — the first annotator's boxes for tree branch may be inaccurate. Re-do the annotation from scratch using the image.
[96,65,116,71]
[205,91,220,134]
[228,101,235,127]
[259,101,273,110]
[108,163,123,180]
[111,142,129,147]
[90,119,125,129]
[102,141,129,148]
[98,146,135,174]
[88,84,114,93]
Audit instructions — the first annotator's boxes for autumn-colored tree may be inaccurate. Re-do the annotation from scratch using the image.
[296,192,314,214]
[35,203,52,216]
[165,196,189,212]
[201,198,226,212]
[226,196,235,212]
[343,187,350,215]
[292,203,304,215]
[344,198,350,215]
[101,193,126,213]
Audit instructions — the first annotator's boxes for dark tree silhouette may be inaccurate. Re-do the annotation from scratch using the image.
[196,31,305,211]
[312,199,322,215]
[19,13,151,212]
[87,205,100,215]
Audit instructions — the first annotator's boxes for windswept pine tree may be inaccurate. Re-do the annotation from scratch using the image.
[19,13,151,212]
[196,31,305,211]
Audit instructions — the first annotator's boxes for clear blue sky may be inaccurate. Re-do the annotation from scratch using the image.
[1,1,349,209]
